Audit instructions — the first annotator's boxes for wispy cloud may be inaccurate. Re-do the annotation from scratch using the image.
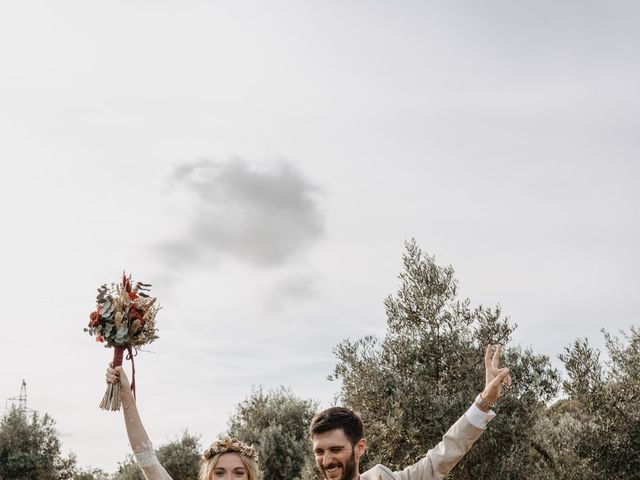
[159,157,325,268]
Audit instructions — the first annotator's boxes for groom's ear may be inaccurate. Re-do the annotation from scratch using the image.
[355,438,367,459]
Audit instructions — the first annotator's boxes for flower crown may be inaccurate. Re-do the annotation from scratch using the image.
[202,437,258,463]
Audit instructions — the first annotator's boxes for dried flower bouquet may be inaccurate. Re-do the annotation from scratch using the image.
[85,272,160,411]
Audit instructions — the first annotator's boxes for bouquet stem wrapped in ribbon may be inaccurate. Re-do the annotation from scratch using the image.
[99,345,136,410]
[85,272,160,411]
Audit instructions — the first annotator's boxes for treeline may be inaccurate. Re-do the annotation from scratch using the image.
[1,240,638,479]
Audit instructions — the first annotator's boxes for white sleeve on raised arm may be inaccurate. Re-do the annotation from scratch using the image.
[132,443,173,480]
[464,403,496,429]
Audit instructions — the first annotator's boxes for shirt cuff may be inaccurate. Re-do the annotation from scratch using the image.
[465,403,496,429]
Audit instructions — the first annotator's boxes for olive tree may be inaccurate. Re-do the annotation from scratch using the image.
[0,406,76,480]
[558,328,640,479]
[227,386,318,480]
[330,240,560,479]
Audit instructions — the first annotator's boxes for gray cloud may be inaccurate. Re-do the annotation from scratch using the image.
[262,271,320,313]
[160,157,324,268]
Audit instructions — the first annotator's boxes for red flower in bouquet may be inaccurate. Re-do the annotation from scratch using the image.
[123,274,140,300]
[89,311,101,327]
[128,305,145,325]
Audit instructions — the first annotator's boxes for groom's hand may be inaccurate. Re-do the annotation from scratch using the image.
[481,344,511,406]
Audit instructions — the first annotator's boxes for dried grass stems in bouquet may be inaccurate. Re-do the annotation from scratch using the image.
[85,272,160,411]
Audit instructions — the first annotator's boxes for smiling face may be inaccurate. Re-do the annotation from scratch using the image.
[211,453,249,480]
[312,428,365,480]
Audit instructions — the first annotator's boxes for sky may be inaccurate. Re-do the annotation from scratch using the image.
[0,0,639,473]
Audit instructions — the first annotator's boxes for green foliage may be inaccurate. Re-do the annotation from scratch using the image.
[0,406,77,480]
[112,454,143,480]
[330,239,560,479]
[112,431,201,480]
[227,386,319,480]
[558,328,640,480]
[73,467,110,480]
[156,430,201,480]
[518,399,598,480]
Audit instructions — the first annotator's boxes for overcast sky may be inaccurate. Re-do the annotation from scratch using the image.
[1,0,638,473]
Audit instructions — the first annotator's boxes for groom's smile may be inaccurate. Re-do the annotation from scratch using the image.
[313,429,361,480]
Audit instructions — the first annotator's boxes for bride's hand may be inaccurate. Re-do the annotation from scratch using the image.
[106,364,130,390]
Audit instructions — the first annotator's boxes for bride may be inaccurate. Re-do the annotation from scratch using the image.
[106,366,260,480]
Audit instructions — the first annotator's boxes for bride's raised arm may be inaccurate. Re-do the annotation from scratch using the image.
[106,366,173,480]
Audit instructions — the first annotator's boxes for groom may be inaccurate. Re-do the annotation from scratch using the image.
[309,345,511,480]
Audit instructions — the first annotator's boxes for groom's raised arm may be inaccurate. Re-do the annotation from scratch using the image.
[363,345,511,480]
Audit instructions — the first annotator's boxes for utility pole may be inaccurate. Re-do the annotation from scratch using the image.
[5,379,28,411]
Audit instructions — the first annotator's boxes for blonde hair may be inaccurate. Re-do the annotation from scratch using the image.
[200,451,260,480]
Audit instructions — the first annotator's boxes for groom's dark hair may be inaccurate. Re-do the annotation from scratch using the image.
[309,407,364,446]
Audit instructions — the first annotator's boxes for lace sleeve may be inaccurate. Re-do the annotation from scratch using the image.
[133,444,173,480]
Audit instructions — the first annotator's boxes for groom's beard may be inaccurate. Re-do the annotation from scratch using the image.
[321,449,357,480]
